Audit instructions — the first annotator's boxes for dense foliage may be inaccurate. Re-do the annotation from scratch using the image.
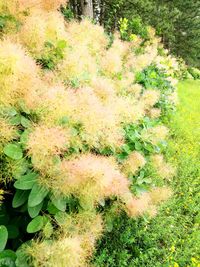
[68,0,200,68]
[0,0,186,266]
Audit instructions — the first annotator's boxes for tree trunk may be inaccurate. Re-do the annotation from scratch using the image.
[81,0,94,18]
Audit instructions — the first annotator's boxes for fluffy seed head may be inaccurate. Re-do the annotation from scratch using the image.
[151,154,176,179]
[124,193,151,217]
[0,39,40,107]
[44,154,130,204]
[113,96,145,124]
[122,151,146,175]
[127,45,158,72]
[69,87,123,148]
[113,71,135,94]
[57,46,98,84]
[0,117,17,144]
[28,125,69,157]
[14,0,67,12]
[141,90,160,107]
[35,85,75,126]
[18,10,67,57]
[128,84,142,98]
[62,211,103,236]
[27,125,70,172]
[148,108,161,119]
[25,236,87,267]
[141,125,169,145]
[66,19,108,56]
[90,76,115,103]
[149,187,172,204]
[101,36,128,76]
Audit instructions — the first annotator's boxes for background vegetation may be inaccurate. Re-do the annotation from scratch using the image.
[67,0,200,68]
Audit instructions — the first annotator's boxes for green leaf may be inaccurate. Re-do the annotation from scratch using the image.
[54,212,69,226]
[20,130,31,147]
[9,115,21,126]
[47,202,60,215]
[15,246,30,267]
[135,141,142,151]
[14,172,38,190]
[137,178,145,185]
[5,107,17,117]
[28,184,49,207]
[50,194,66,212]
[0,225,8,252]
[57,40,67,49]
[105,216,113,232]
[144,143,154,152]
[143,178,152,184]
[28,201,43,218]
[45,41,54,48]
[59,116,69,126]
[27,216,44,233]
[128,134,137,142]
[122,144,131,154]
[12,190,29,208]
[0,250,16,267]
[12,160,29,180]
[19,100,30,114]
[4,144,23,160]
[139,170,145,179]
[20,116,31,128]
[80,198,94,211]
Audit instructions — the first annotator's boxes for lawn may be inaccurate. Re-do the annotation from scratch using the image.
[93,80,200,267]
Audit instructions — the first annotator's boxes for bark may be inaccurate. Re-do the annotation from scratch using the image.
[81,0,94,18]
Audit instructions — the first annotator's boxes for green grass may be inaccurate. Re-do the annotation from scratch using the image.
[93,80,200,267]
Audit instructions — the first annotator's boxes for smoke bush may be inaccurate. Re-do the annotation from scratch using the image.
[0,1,180,266]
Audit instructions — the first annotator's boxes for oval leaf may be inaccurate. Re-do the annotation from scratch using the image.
[28,201,43,218]
[9,115,21,126]
[0,225,8,252]
[0,250,16,267]
[28,184,49,207]
[19,100,30,115]
[50,194,66,212]
[14,173,38,190]
[5,107,17,117]
[20,130,31,147]
[27,216,44,233]
[21,116,31,128]
[12,190,29,208]
[54,212,69,226]
[4,144,23,160]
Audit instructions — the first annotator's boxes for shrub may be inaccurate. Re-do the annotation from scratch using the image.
[0,1,179,266]
[188,67,200,80]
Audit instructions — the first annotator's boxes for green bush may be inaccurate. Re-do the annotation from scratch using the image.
[188,67,200,80]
